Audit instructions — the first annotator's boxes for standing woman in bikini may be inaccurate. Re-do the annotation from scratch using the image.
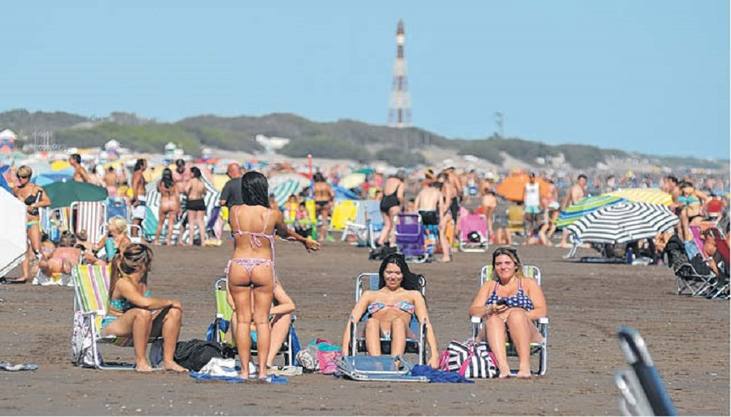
[8,166,52,283]
[185,167,208,246]
[227,171,319,380]
[130,159,148,239]
[153,168,180,246]
[313,172,334,242]
[377,171,405,247]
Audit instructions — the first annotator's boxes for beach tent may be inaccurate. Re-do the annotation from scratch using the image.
[0,187,26,278]
[0,129,16,154]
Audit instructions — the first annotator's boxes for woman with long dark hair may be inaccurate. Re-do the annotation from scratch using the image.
[226,171,319,380]
[153,168,180,246]
[341,253,440,368]
[185,167,207,246]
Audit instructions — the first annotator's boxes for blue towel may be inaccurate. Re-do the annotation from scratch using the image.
[189,372,288,384]
[410,365,474,383]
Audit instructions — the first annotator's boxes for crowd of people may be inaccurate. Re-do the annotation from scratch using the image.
[1,151,728,378]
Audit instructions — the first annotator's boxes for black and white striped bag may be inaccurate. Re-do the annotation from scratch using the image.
[441,340,498,379]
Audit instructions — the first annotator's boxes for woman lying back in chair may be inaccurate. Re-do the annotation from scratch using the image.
[102,244,187,373]
[469,247,547,378]
[341,254,440,368]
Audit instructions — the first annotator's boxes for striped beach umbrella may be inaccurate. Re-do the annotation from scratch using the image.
[271,179,303,209]
[606,188,672,206]
[566,202,678,244]
[556,195,625,228]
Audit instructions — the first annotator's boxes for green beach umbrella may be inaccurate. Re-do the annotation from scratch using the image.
[44,180,108,208]
[556,194,625,228]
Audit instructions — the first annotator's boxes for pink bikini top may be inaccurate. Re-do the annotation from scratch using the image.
[231,206,276,252]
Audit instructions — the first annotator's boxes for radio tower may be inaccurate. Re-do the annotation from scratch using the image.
[388,19,411,128]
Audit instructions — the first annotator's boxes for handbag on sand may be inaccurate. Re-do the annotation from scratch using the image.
[440,339,498,379]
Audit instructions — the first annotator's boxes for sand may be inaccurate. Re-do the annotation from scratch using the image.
[0,242,728,415]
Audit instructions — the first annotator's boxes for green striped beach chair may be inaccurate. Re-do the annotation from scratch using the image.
[71,264,142,370]
[209,277,296,366]
[470,265,549,376]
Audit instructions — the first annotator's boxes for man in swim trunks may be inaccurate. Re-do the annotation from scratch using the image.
[558,174,587,248]
[414,181,451,262]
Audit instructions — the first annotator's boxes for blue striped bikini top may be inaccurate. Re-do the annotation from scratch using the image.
[486,279,534,311]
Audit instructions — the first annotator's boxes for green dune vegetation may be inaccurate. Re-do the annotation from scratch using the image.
[1,109,726,170]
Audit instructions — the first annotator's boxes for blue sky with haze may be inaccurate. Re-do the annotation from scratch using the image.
[2,1,728,159]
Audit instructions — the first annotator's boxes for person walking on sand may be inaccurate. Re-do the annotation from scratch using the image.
[414,181,451,262]
[377,171,405,247]
[558,174,587,248]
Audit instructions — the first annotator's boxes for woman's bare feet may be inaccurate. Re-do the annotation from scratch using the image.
[162,361,187,373]
[135,363,154,373]
[516,371,532,379]
[498,366,512,379]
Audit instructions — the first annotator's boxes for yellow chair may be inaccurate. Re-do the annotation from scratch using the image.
[330,200,358,232]
[507,204,525,235]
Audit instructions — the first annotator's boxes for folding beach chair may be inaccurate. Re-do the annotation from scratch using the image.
[341,200,369,244]
[507,204,525,236]
[458,212,489,253]
[347,272,428,365]
[39,207,70,243]
[330,200,358,235]
[71,201,107,246]
[105,197,129,222]
[208,277,296,366]
[71,264,160,370]
[470,265,549,376]
[365,200,385,249]
[395,213,430,263]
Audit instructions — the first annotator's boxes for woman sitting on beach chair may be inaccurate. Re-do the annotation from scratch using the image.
[226,279,296,370]
[101,244,186,372]
[92,216,132,263]
[468,247,547,378]
[341,254,440,368]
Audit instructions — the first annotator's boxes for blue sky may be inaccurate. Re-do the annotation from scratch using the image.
[2,1,728,159]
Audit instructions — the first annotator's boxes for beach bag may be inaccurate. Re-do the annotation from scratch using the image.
[173,339,227,372]
[440,339,497,379]
[296,338,342,374]
[70,311,100,367]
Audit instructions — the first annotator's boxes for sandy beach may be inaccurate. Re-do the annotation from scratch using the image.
[0,242,728,415]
